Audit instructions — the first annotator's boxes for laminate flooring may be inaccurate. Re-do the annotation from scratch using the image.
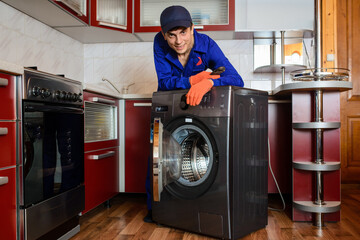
[70,184,360,240]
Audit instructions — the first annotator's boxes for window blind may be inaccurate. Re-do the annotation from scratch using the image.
[97,0,127,26]
[140,0,229,26]
[85,102,117,142]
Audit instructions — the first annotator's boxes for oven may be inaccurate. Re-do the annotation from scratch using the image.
[20,68,84,240]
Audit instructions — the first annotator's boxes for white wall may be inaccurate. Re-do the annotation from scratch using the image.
[0,1,83,82]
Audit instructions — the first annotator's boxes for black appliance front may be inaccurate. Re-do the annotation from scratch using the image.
[23,101,84,206]
[151,86,268,239]
[21,69,84,240]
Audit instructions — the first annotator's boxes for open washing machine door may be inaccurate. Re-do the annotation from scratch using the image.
[152,118,182,201]
[153,117,217,201]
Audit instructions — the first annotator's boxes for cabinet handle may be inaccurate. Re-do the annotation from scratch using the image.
[133,103,152,107]
[0,176,9,186]
[99,21,127,30]
[0,78,8,87]
[0,128,8,136]
[91,97,115,105]
[90,151,115,160]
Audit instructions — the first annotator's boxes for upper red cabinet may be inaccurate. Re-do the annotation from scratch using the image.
[134,0,235,32]
[51,0,90,24]
[90,0,132,33]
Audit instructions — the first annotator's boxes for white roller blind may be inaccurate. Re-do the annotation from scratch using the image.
[85,102,117,142]
[97,0,127,26]
[140,0,229,26]
[58,0,87,16]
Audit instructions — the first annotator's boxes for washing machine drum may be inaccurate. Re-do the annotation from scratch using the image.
[173,125,214,187]
[152,117,218,201]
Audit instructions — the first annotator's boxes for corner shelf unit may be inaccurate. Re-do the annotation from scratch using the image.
[272,68,352,226]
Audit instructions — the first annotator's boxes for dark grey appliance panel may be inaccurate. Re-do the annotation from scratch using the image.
[231,89,268,239]
[24,186,84,240]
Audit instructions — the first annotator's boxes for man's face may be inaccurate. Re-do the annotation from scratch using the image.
[163,26,194,55]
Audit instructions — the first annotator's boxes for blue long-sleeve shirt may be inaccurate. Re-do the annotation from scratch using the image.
[153,30,244,91]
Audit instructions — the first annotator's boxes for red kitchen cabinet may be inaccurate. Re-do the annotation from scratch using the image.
[90,0,132,33]
[268,100,292,194]
[84,148,119,213]
[0,122,16,169]
[0,71,19,240]
[124,100,151,193]
[0,167,17,240]
[0,73,16,120]
[83,91,119,214]
[50,0,90,24]
[134,0,235,32]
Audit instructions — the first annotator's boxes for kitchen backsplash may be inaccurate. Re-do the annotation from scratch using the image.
[0,2,83,82]
[0,2,313,95]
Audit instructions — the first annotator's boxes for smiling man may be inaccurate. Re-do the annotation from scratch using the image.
[153,5,244,106]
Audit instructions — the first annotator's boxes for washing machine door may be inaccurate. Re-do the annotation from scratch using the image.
[153,116,218,201]
[152,118,182,201]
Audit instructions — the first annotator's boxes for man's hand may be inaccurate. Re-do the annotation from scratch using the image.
[189,71,220,86]
[186,79,214,106]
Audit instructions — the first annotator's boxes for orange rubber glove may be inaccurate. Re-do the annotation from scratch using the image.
[186,79,214,106]
[189,71,220,86]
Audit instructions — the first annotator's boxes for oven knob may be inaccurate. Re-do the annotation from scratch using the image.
[40,88,51,98]
[55,90,62,100]
[32,86,41,96]
[66,92,72,101]
[77,93,82,102]
[72,93,78,102]
[61,91,67,100]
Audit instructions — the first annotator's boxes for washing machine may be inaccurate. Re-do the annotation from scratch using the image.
[151,86,268,239]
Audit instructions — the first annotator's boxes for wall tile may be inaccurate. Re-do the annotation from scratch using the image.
[123,42,153,57]
[0,25,19,64]
[103,43,124,58]
[0,2,24,33]
[217,40,253,55]
[84,58,94,83]
[251,80,272,91]
[94,58,113,83]
[84,44,103,58]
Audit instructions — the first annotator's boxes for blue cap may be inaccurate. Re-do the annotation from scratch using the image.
[160,6,192,33]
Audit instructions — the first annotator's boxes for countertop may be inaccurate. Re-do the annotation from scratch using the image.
[0,60,24,75]
[83,84,153,100]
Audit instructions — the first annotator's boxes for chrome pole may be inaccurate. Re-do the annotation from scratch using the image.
[280,31,286,84]
[313,0,324,227]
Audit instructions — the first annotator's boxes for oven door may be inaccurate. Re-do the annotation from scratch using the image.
[22,101,84,207]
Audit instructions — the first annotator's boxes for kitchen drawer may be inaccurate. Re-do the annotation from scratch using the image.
[0,122,16,169]
[0,73,16,120]
[84,147,119,213]
[0,167,17,240]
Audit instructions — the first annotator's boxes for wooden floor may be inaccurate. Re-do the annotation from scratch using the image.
[71,184,360,240]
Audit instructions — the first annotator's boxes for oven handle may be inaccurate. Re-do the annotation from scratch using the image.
[24,104,84,114]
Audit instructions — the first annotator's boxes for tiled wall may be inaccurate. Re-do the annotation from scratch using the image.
[84,39,314,94]
[84,40,288,95]
[0,2,83,82]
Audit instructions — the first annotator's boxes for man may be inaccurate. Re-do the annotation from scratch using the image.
[144,5,244,223]
[153,5,244,106]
